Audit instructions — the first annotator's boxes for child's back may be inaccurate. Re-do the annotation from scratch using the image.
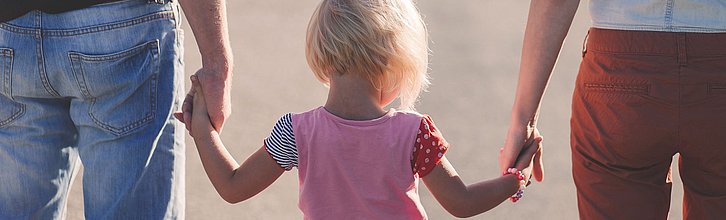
[286,107,425,219]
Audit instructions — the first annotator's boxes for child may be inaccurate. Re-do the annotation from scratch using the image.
[179,0,542,218]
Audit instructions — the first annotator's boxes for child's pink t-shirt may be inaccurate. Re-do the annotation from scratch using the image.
[264,107,449,220]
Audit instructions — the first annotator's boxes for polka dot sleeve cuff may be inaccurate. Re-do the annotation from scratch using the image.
[412,115,449,178]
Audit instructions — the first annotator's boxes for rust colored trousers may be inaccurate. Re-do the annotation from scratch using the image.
[571,28,726,220]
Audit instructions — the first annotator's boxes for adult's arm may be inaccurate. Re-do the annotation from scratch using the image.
[500,0,580,180]
[177,0,233,132]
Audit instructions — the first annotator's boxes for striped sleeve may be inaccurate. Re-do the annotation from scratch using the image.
[264,113,298,171]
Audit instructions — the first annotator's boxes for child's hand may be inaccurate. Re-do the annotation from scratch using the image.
[500,130,543,186]
[188,75,215,137]
[173,76,197,131]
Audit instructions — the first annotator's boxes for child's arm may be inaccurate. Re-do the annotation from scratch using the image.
[189,76,284,204]
[421,137,542,218]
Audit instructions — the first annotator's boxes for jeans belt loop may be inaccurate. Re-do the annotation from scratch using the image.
[148,0,171,4]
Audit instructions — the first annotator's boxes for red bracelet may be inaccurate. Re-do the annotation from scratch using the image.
[503,168,526,202]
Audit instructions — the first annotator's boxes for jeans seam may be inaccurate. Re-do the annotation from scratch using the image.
[1,48,12,96]
[0,103,25,127]
[69,55,93,99]
[0,11,175,36]
[33,11,61,97]
[0,48,23,128]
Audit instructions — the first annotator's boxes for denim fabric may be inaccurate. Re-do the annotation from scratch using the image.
[0,0,185,219]
[590,0,726,33]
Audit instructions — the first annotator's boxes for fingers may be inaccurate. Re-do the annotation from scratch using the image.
[196,73,229,133]
[533,146,544,182]
[500,138,525,173]
[191,75,209,116]
[191,75,202,95]
[513,136,543,171]
[181,82,196,131]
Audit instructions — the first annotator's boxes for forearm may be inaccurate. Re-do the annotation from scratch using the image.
[193,131,284,203]
[178,0,233,73]
[465,175,520,213]
[447,175,520,218]
[192,130,240,199]
[424,159,520,218]
[511,0,579,127]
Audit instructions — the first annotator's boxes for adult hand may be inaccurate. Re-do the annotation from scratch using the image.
[516,131,543,185]
[500,125,544,182]
[175,67,231,133]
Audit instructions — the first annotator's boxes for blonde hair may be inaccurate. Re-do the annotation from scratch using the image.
[306,0,429,110]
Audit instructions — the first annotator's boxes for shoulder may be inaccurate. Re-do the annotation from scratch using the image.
[389,109,425,124]
[288,106,327,123]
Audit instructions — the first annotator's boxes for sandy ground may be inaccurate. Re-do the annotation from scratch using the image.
[67,1,686,219]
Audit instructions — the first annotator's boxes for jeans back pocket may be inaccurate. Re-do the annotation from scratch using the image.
[69,40,160,136]
[0,48,24,127]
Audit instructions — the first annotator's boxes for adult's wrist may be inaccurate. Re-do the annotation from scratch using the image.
[507,120,534,135]
[200,46,233,74]
[199,59,234,79]
[509,112,537,130]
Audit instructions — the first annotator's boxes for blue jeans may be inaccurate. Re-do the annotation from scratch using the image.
[0,0,185,219]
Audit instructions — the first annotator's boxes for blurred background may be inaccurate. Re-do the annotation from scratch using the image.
[67,1,686,219]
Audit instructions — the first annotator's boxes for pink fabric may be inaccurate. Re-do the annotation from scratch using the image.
[292,107,427,220]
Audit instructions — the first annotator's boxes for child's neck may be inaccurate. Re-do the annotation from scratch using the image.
[324,73,388,121]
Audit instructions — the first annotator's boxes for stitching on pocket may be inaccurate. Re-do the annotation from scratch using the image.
[584,83,649,94]
[88,73,157,136]
[69,40,159,62]
[709,84,726,95]
[1,48,12,96]
[0,48,24,127]
[69,40,159,99]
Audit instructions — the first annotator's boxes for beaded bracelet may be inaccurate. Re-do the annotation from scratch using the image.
[503,168,526,202]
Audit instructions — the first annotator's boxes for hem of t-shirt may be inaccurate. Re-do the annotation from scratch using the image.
[263,141,292,171]
[591,24,726,33]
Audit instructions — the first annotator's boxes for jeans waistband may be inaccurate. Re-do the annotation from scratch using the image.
[586,28,726,58]
[1,0,176,32]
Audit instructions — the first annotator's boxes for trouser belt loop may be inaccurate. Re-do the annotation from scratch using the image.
[676,33,687,66]
[148,0,172,4]
[582,29,590,58]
